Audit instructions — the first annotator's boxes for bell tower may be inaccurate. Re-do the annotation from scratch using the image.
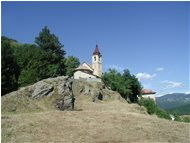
[92,44,102,77]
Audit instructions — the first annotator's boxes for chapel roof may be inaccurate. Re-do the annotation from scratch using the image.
[75,61,94,72]
[81,62,93,71]
[75,65,92,71]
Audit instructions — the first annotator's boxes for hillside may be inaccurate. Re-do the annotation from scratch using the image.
[156,93,190,109]
[2,101,190,143]
[2,77,190,143]
[169,103,190,115]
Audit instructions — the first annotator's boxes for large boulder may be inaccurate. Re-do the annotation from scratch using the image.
[2,76,75,112]
[72,79,123,102]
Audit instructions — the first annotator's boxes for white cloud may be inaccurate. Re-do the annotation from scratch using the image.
[136,72,156,81]
[156,67,164,72]
[161,80,183,89]
[185,91,190,94]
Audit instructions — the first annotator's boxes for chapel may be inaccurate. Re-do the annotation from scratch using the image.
[74,44,102,81]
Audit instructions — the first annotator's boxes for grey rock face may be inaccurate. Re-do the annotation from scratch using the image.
[56,96,75,111]
[4,76,123,112]
[56,78,74,111]
[72,79,122,102]
[32,81,54,99]
[7,76,75,111]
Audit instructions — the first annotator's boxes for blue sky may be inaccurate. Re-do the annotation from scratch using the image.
[2,2,189,96]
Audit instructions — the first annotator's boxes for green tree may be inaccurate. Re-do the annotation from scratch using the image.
[128,75,142,103]
[13,44,51,86]
[102,68,142,103]
[1,32,67,91]
[1,41,20,95]
[102,69,123,91]
[35,26,66,76]
[65,56,80,77]
[35,26,65,56]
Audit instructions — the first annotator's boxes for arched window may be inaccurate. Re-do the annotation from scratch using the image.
[94,56,96,61]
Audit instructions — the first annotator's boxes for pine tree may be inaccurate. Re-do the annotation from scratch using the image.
[35,26,66,76]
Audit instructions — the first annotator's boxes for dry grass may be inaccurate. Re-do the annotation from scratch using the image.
[1,92,43,114]
[2,99,190,143]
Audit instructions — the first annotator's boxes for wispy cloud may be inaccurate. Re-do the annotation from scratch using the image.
[156,67,164,72]
[156,94,165,97]
[106,65,125,72]
[185,91,190,94]
[161,80,183,89]
[136,72,156,81]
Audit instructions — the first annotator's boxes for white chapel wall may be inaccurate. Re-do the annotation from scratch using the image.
[74,71,96,79]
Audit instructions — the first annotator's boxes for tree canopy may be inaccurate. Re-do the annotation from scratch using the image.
[35,26,65,57]
[102,69,142,103]
[1,26,80,95]
[65,56,80,77]
[1,40,20,95]
[35,26,66,76]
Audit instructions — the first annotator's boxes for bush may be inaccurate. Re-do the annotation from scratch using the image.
[155,108,171,120]
[138,98,190,122]
[138,98,157,114]
[138,98,171,120]
[171,112,181,121]
[182,117,190,123]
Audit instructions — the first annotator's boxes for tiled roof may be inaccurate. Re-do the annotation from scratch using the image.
[141,89,156,95]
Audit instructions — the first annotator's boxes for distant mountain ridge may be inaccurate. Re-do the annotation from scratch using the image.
[168,103,190,115]
[156,93,190,110]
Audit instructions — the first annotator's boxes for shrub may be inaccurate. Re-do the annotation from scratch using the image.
[138,98,171,120]
[171,112,181,121]
[138,98,157,114]
[182,117,190,123]
[155,108,171,120]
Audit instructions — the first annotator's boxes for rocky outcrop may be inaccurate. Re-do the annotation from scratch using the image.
[3,76,75,111]
[32,82,54,99]
[2,76,124,113]
[72,79,124,102]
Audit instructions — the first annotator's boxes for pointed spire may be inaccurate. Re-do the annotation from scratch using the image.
[93,44,101,56]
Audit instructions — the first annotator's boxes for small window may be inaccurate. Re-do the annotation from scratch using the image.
[94,56,96,61]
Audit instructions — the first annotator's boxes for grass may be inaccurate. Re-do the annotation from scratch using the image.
[2,99,190,143]
[1,92,43,115]
[2,80,190,143]
[1,89,64,115]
